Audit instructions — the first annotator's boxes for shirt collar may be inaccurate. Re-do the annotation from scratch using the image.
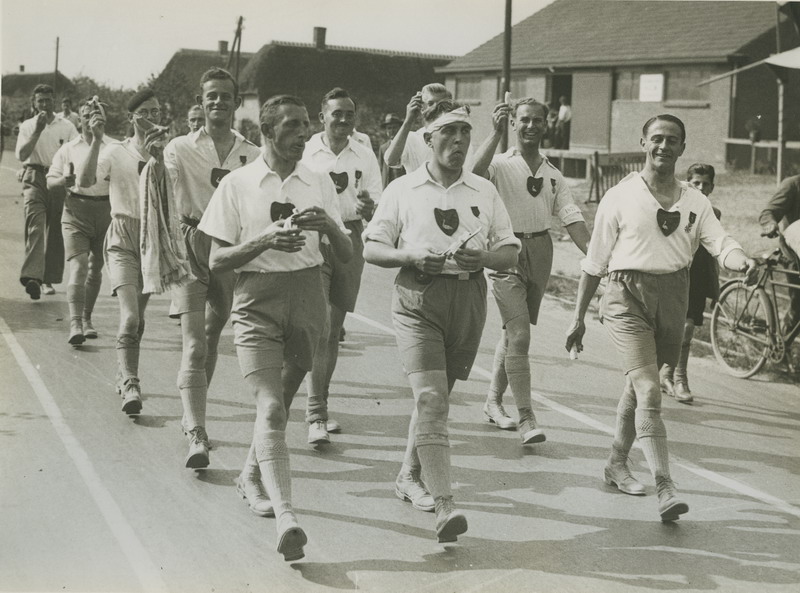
[307,131,355,156]
[253,154,312,186]
[190,126,247,148]
[408,162,480,191]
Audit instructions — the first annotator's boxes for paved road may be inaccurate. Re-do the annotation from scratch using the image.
[1,152,798,593]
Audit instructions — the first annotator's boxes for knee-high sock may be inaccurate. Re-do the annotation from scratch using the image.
[487,336,508,400]
[401,407,422,472]
[610,381,637,462]
[505,354,531,412]
[84,269,102,319]
[254,429,293,522]
[116,333,140,380]
[178,369,207,429]
[416,421,451,500]
[635,407,670,479]
[137,319,146,342]
[674,325,694,384]
[67,284,85,322]
[205,352,219,386]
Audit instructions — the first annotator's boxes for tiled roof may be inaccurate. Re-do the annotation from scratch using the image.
[1,71,75,97]
[441,0,789,72]
[268,40,456,62]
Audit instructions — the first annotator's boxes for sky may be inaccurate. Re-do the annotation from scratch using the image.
[1,0,557,89]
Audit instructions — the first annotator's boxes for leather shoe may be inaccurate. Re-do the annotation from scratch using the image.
[395,470,435,512]
[673,381,693,403]
[483,398,516,430]
[604,462,646,495]
[236,470,274,517]
[434,496,468,543]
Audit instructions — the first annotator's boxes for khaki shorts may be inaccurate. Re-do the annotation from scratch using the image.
[391,267,487,381]
[169,222,234,319]
[321,219,365,312]
[62,194,112,261]
[490,232,553,326]
[600,268,689,373]
[104,215,142,291]
[231,268,326,377]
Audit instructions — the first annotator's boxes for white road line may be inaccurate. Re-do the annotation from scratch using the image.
[0,317,169,592]
[349,311,800,519]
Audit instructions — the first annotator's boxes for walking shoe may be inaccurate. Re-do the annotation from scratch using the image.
[339,327,346,342]
[185,426,210,469]
[656,476,689,522]
[518,409,546,444]
[672,381,693,404]
[235,470,274,517]
[395,470,435,512]
[659,366,675,397]
[121,378,143,415]
[326,418,342,433]
[25,279,41,300]
[68,319,85,346]
[82,317,98,339]
[434,495,468,543]
[483,397,516,430]
[308,420,329,444]
[276,513,307,562]
[604,461,646,496]
[42,283,55,295]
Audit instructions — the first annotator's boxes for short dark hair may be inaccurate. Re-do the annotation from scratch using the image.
[511,97,548,119]
[199,67,238,98]
[259,94,306,129]
[127,88,156,113]
[321,87,356,112]
[687,162,715,183]
[32,84,54,98]
[423,99,457,124]
[642,114,686,143]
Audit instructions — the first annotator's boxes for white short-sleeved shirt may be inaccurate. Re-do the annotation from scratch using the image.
[96,138,147,219]
[363,164,520,275]
[581,172,742,277]
[350,130,372,149]
[58,111,81,130]
[198,157,346,273]
[487,149,584,233]
[15,115,78,166]
[302,132,382,222]
[163,128,262,220]
[48,135,111,196]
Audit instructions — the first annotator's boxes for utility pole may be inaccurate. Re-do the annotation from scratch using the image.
[53,37,60,95]
[500,0,512,152]
[227,17,244,85]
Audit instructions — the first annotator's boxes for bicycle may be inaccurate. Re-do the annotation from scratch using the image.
[710,235,800,378]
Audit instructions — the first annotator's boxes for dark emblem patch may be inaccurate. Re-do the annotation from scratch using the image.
[434,208,459,236]
[138,161,147,174]
[527,176,544,197]
[657,209,681,236]
[684,211,697,233]
[471,206,480,218]
[329,171,348,194]
[210,168,231,188]
[270,201,296,222]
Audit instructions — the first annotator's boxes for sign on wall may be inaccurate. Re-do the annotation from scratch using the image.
[639,74,664,102]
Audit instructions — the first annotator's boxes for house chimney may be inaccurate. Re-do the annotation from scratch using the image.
[219,40,229,56]
[313,27,326,50]
[19,65,25,73]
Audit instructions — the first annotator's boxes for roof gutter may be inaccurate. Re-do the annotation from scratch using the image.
[436,56,731,74]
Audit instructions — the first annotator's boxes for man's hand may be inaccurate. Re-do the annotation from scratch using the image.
[88,113,105,141]
[355,190,375,220]
[16,168,24,183]
[409,249,446,275]
[741,257,759,286]
[452,247,485,271]
[64,172,76,189]
[491,101,510,133]
[405,92,422,122]
[144,127,169,160]
[256,220,306,253]
[760,220,780,238]
[34,111,48,134]
[292,206,338,235]
[565,318,586,355]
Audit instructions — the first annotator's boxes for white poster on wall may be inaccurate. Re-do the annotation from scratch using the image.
[639,74,664,102]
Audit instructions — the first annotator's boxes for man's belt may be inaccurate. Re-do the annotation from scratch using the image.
[181,215,201,228]
[514,230,549,239]
[69,192,109,201]
[24,164,48,173]
[411,268,484,284]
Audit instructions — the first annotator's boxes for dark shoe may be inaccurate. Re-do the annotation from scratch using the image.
[656,476,689,521]
[185,426,210,468]
[518,409,546,444]
[339,327,346,342]
[276,514,307,562]
[25,279,41,300]
[660,366,675,397]
[68,319,85,346]
[673,381,693,404]
[604,462,646,496]
[483,397,516,430]
[82,317,98,339]
[434,495,468,543]
[236,470,274,517]
[121,378,143,415]
[395,470,435,512]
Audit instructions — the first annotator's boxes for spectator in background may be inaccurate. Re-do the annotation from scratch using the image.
[554,95,571,149]
[59,98,81,131]
[186,105,205,133]
[378,112,404,188]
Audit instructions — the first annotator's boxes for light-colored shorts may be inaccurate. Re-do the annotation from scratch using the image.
[169,222,234,319]
[391,267,487,381]
[600,268,689,373]
[104,215,142,291]
[62,194,112,261]
[490,231,553,326]
[231,268,326,377]
[321,219,365,312]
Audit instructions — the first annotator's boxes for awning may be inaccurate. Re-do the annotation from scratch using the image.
[697,46,800,86]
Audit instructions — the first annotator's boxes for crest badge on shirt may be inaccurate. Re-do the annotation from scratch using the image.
[656,209,681,237]
[210,168,231,188]
[471,206,480,218]
[527,176,543,197]
[434,208,459,236]
[270,201,296,222]
[329,171,348,194]
[684,212,697,233]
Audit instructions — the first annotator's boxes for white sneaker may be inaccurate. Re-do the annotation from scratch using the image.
[326,418,342,433]
[308,420,329,444]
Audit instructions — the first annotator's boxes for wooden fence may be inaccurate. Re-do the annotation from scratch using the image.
[588,151,646,203]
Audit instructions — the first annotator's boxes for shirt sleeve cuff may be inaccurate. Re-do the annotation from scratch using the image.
[580,257,607,277]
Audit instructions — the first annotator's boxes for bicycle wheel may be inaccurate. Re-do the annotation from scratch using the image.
[710,281,774,378]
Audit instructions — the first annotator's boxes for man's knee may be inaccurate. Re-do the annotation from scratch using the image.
[505,318,531,353]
